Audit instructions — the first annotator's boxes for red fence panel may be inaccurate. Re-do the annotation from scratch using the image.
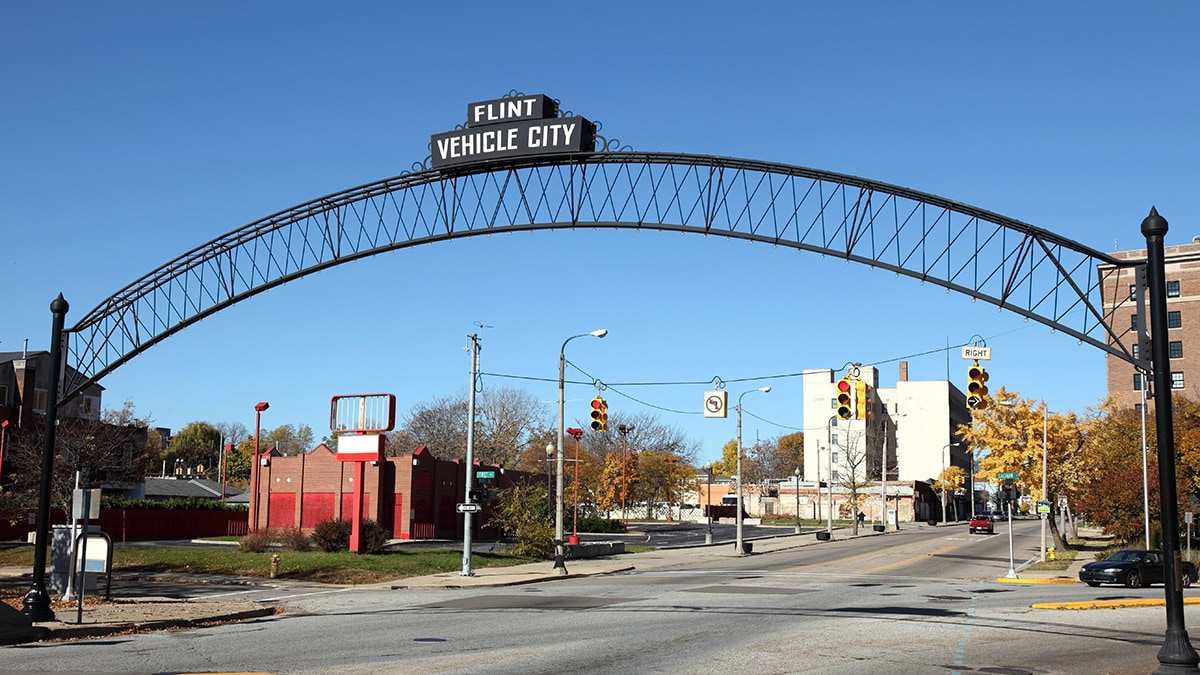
[94,509,248,542]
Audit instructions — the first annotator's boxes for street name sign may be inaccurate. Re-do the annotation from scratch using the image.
[456,503,482,514]
[998,472,1019,480]
[476,470,496,479]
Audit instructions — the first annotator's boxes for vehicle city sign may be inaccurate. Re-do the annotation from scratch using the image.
[430,94,597,169]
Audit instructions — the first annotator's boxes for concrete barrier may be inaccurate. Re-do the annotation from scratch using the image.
[565,542,626,559]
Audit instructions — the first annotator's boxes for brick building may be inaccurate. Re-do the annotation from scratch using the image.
[250,444,540,539]
[1099,240,1200,409]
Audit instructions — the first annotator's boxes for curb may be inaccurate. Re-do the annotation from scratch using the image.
[32,606,279,641]
[1032,597,1200,610]
[996,577,1077,585]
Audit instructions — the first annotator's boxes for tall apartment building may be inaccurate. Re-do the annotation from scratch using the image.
[1099,240,1200,409]
[801,363,969,486]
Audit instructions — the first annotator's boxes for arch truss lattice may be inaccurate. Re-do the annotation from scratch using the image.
[61,152,1142,402]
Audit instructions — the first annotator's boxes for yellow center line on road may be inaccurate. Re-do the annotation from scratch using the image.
[854,544,959,574]
[782,539,958,572]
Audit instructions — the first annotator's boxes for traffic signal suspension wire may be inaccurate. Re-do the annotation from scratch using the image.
[478,330,1019,430]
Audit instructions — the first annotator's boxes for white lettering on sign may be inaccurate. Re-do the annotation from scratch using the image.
[471,98,537,126]
[429,116,595,169]
[961,346,992,360]
[527,122,576,148]
[436,127,521,161]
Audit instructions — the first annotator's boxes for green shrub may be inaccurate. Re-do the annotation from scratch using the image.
[309,519,389,553]
[100,495,242,511]
[360,519,389,554]
[491,483,553,559]
[575,516,626,534]
[277,528,311,551]
[238,531,272,553]
[312,520,352,552]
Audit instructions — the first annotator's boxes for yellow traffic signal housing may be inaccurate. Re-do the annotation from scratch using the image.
[590,396,608,432]
[966,362,990,410]
[855,379,870,419]
[836,377,854,419]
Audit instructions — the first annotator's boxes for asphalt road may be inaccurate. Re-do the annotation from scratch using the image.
[1,518,1186,674]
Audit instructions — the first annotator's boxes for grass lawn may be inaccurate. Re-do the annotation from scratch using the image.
[0,543,537,586]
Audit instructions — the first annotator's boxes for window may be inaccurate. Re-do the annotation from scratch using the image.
[832,451,839,464]
[1168,280,1180,298]
[1131,314,1139,330]
[832,471,841,482]
[831,434,838,446]
[1172,372,1185,389]
[33,388,48,414]
[1133,344,1140,360]
[1134,373,1143,391]
[1170,341,1184,359]
[830,398,837,410]
[1169,311,1182,328]
[0,384,7,406]
[1130,284,1138,301]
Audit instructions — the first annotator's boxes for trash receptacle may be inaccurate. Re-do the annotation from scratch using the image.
[741,542,753,555]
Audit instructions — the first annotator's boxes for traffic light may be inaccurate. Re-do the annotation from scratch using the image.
[855,379,870,419]
[836,377,854,419]
[590,396,608,432]
[966,362,989,410]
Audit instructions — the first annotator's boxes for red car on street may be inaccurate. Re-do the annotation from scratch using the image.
[969,513,995,534]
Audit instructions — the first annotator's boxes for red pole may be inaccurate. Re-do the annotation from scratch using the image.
[0,420,8,491]
[251,415,260,533]
[350,461,365,553]
[251,402,269,533]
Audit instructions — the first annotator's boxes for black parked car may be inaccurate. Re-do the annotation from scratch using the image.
[1078,549,1196,588]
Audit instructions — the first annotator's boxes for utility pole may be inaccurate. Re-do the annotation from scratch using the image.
[460,333,480,577]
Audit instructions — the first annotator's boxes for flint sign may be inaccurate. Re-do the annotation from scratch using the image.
[430,94,597,169]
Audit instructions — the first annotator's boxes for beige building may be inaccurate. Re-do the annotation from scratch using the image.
[802,363,972,522]
[1099,240,1200,409]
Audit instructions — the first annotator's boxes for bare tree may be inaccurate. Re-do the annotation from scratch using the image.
[836,427,875,534]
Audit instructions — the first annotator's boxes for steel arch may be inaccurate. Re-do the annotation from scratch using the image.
[60,151,1142,402]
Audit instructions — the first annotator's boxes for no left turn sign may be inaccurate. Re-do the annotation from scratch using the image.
[704,390,727,418]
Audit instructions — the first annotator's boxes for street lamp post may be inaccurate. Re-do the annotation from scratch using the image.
[618,424,633,524]
[825,416,838,537]
[250,402,269,533]
[1040,405,1048,563]
[704,462,714,545]
[793,468,801,534]
[557,329,607,575]
[736,386,770,555]
[941,442,961,525]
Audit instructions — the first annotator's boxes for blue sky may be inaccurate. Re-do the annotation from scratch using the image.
[3,3,1198,464]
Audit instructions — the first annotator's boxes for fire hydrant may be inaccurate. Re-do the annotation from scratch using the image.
[1048,546,1056,561]
[270,553,280,578]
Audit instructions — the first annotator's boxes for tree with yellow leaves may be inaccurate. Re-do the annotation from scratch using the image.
[957,387,1083,550]
[932,465,967,523]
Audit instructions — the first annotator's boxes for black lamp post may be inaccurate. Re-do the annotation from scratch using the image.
[22,294,69,621]
[1141,208,1200,673]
